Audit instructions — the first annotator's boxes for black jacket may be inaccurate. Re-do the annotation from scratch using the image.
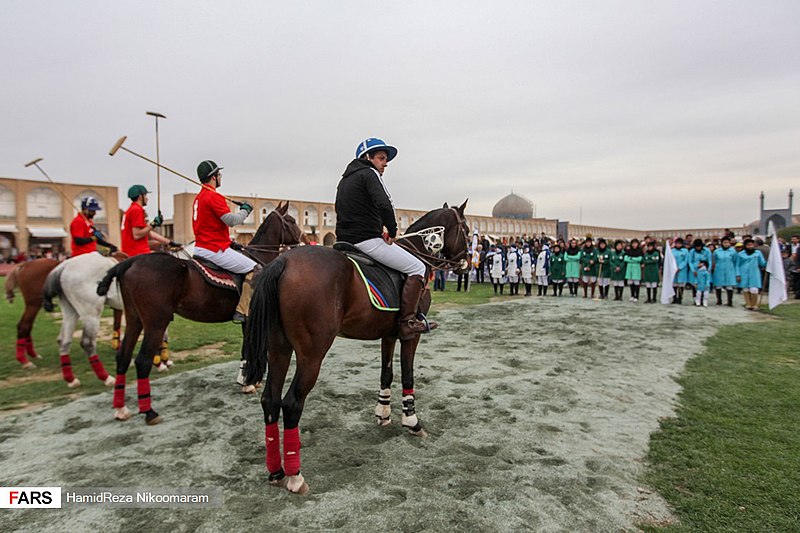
[335,159,398,244]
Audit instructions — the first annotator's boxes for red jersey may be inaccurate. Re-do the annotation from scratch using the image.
[121,202,152,257]
[70,213,96,256]
[192,187,231,252]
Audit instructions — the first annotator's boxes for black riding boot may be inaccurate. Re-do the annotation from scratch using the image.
[541,284,548,296]
[646,288,652,302]
[726,289,734,306]
[652,288,658,303]
[716,288,723,305]
[499,284,504,295]
[493,282,498,294]
[398,275,437,341]
[525,283,532,296]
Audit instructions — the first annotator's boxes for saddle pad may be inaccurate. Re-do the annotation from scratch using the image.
[189,257,240,293]
[347,257,403,312]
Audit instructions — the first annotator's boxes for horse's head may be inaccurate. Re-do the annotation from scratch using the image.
[407,199,471,273]
[251,201,306,252]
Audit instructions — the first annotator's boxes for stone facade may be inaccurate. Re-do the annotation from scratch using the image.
[0,177,120,256]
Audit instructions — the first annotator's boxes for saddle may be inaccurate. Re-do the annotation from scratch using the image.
[333,242,404,311]
[189,256,245,294]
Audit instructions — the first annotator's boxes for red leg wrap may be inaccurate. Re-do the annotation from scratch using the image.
[60,354,75,382]
[137,377,152,413]
[88,354,109,381]
[113,374,126,409]
[283,427,301,476]
[402,388,415,396]
[265,423,282,474]
[16,339,30,365]
[25,337,39,358]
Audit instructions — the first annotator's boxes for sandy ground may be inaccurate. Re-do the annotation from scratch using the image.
[0,295,754,532]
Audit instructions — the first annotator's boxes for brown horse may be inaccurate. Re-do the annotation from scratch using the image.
[6,257,125,369]
[97,202,305,424]
[243,201,470,494]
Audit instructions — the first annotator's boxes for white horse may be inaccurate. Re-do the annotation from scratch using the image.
[43,252,125,388]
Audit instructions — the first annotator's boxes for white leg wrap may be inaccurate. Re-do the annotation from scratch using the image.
[236,361,246,385]
[401,394,421,431]
[286,473,308,494]
[375,388,391,425]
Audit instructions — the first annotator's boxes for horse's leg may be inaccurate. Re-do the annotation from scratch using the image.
[15,304,39,368]
[57,299,81,388]
[261,344,292,486]
[114,308,142,421]
[374,337,396,426]
[238,323,258,394]
[111,309,122,350]
[135,325,166,425]
[80,311,114,387]
[400,336,426,437]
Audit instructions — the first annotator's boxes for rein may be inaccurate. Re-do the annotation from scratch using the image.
[396,207,470,271]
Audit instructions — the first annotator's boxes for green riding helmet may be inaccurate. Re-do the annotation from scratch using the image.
[197,160,223,183]
[127,184,150,201]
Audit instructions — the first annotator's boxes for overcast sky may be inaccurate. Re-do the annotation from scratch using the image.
[2,1,798,229]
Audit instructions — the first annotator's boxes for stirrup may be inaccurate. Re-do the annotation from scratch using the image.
[415,313,438,333]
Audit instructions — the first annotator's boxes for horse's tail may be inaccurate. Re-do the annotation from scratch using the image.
[4,264,19,303]
[97,258,137,297]
[243,255,287,385]
[42,262,67,312]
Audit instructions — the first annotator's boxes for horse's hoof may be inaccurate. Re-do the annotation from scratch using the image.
[103,376,115,387]
[157,363,169,373]
[165,360,174,368]
[376,417,392,427]
[241,384,257,394]
[144,410,163,425]
[406,426,427,438]
[67,378,81,389]
[285,474,309,495]
[114,407,132,421]
[22,362,36,370]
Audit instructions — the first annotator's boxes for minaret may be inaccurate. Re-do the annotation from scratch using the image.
[789,189,794,214]
[760,191,765,215]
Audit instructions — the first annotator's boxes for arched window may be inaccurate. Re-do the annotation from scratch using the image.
[304,205,318,227]
[323,232,336,246]
[0,184,15,218]
[398,215,408,230]
[322,209,335,227]
[259,202,276,224]
[74,189,106,221]
[27,187,61,219]
[502,222,509,233]
[288,205,299,223]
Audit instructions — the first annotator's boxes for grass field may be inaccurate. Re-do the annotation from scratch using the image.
[644,303,800,532]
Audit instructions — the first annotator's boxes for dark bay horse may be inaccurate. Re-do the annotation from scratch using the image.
[5,257,125,369]
[243,200,470,494]
[97,202,305,424]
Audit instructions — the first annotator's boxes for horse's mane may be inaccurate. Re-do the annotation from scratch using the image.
[406,208,448,234]
[251,212,275,244]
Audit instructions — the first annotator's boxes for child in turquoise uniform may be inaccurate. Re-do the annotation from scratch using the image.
[671,238,689,304]
[564,240,581,296]
[688,239,713,301]
[712,236,738,306]
[694,260,712,307]
[624,239,644,302]
[736,238,767,310]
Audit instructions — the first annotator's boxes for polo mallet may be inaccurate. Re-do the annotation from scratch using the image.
[108,136,243,206]
[146,111,166,215]
[24,158,80,213]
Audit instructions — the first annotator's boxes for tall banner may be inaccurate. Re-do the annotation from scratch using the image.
[660,240,678,304]
[766,232,787,310]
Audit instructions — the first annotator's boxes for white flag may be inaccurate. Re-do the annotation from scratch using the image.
[661,240,678,304]
[766,231,787,309]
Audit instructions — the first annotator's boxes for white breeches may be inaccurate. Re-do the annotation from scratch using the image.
[355,238,426,277]
[195,246,257,274]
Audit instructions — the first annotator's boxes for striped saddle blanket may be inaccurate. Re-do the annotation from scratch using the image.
[189,256,243,293]
[333,242,404,312]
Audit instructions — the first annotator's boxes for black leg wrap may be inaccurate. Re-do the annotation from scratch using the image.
[268,468,286,483]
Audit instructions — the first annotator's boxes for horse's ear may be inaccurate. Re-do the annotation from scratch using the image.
[276,201,283,211]
[458,199,468,213]
[443,202,449,208]
[281,202,289,215]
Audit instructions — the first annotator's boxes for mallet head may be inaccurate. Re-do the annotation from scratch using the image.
[146,111,167,119]
[24,157,43,167]
[109,136,127,156]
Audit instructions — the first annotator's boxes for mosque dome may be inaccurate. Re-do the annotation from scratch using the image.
[492,192,533,220]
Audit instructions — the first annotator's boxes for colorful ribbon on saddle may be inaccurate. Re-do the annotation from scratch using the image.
[347,257,400,312]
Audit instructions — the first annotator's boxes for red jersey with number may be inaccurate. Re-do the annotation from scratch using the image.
[193,187,231,252]
[121,202,152,257]
[70,213,96,256]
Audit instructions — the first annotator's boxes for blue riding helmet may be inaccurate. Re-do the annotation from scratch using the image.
[355,138,398,162]
[81,196,102,211]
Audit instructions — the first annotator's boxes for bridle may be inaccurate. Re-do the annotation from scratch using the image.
[240,210,306,265]
[397,207,470,272]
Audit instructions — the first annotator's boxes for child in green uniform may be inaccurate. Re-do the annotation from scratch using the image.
[564,239,581,296]
[609,240,627,301]
[624,238,644,302]
[595,238,612,299]
[579,237,599,299]
[642,241,662,303]
[549,243,566,296]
